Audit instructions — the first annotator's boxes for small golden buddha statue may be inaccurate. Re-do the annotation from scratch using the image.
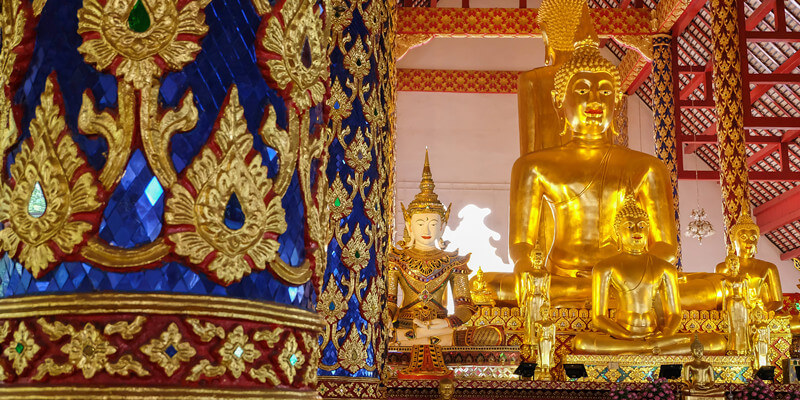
[573,193,726,354]
[722,249,751,355]
[470,267,496,306]
[715,209,783,313]
[534,302,557,381]
[509,12,678,287]
[437,378,455,400]
[387,150,476,347]
[682,334,725,399]
[751,304,770,370]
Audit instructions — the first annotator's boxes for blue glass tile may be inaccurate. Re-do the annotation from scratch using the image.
[278,173,306,266]
[99,150,164,248]
[224,192,245,230]
[165,345,178,358]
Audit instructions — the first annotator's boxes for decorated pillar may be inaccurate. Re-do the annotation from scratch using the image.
[316,0,395,398]
[651,34,682,265]
[0,0,329,398]
[710,0,751,244]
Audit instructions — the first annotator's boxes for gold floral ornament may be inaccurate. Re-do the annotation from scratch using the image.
[219,325,260,379]
[140,322,196,376]
[0,76,101,277]
[0,0,28,91]
[259,0,327,110]
[77,0,211,90]
[34,318,149,380]
[3,322,39,376]
[278,334,304,383]
[341,224,370,273]
[316,278,347,325]
[338,323,366,373]
[165,86,287,285]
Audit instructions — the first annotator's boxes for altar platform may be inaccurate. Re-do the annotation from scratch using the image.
[384,379,799,400]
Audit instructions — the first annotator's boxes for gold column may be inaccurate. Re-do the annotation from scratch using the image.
[652,34,682,265]
[711,0,751,244]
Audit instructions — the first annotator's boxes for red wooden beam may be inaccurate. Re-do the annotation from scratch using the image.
[780,247,800,261]
[626,63,652,95]
[745,0,776,30]
[748,130,800,166]
[747,144,779,166]
[746,32,800,42]
[678,170,800,181]
[748,74,800,84]
[671,0,708,36]
[755,185,800,232]
[745,116,800,129]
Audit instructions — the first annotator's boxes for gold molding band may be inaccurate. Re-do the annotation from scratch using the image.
[80,237,171,267]
[0,293,324,331]
[318,376,382,383]
[0,386,318,399]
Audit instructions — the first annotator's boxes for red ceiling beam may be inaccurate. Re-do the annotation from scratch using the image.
[748,50,800,104]
[755,185,800,233]
[671,0,708,36]
[678,170,800,181]
[745,116,800,129]
[780,247,800,261]
[745,0,776,30]
[747,130,800,166]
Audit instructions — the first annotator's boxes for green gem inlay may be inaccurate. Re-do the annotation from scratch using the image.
[354,250,360,259]
[28,181,46,218]
[334,197,341,207]
[14,343,23,354]
[290,354,298,365]
[128,0,151,33]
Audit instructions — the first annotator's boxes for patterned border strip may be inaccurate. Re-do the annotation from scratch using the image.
[397,7,654,37]
[0,386,315,400]
[0,293,323,330]
[317,377,382,399]
[398,69,518,94]
[0,293,323,395]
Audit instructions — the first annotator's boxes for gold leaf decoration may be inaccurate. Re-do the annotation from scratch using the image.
[106,354,150,377]
[0,0,26,89]
[341,224,370,273]
[186,359,225,381]
[338,323,366,373]
[253,327,284,347]
[77,0,211,89]
[165,86,287,285]
[300,331,319,385]
[316,278,347,325]
[103,316,147,340]
[0,76,101,277]
[218,325,260,379]
[260,0,327,110]
[3,322,39,375]
[249,364,280,384]
[277,334,304,383]
[140,322,196,377]
[60,323,117,379]
[185,318,225,342]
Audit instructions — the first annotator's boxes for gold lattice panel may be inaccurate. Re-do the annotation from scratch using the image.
[564,354,752,383]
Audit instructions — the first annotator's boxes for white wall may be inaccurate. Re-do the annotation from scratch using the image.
[395,37,799,292]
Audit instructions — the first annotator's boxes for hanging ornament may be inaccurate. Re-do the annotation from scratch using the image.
[685,208,715,244]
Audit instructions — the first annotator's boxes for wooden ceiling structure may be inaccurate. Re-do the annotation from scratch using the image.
[395,0,800,262]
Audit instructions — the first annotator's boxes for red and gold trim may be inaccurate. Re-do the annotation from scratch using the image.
[0,293,323,399]
[397,7,653,37]
[398,69,518,94]
[317,376,382,400]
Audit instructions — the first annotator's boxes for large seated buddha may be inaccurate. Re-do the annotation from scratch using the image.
[509,24,677,305]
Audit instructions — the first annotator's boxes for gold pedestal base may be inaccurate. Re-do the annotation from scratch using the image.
[563,354,751,383]
[683,394,726,400]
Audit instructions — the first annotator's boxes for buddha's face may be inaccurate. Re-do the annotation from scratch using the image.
[733,227,759,258]
[409,212,443,250]
[617,215,649,254]
[438,380,454,398]
[562,71,616,139]
[691,344,703,359]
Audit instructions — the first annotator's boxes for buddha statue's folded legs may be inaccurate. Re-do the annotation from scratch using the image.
[573,332,726,355]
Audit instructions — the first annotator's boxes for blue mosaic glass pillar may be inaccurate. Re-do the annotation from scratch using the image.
[652,34,682,267]
[0,0,328,397]
[315,0,395,395]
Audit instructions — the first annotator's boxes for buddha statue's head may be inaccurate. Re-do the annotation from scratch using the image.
[401,150,451,251]
[540,301,551,319]
[614,191,650,254]
[537,0,586,65]
[552,19,621,141]
[531,238,545,269]
[731,208,759,258]
[691,333,704,359]
[725,248,740,275]
[438,377,455,400]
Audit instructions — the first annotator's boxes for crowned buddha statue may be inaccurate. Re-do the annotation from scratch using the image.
[715,209,783,313]
[573,193,726,354]
[387,150,476,349]
[751,304,770,370]
[682,335,725,400]
[471,267,496,306]
[534,302,557,380]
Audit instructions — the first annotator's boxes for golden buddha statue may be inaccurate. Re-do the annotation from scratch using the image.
[751,304,770,370]
[682,334,725,399]
[471,267,496,306]
[722,249,751,355]
[534,302,557,381]
[387,150,476,347]
[509,14,678,304]
[573,193,726,354]
[517,0,587,155]
[715,209,783,313]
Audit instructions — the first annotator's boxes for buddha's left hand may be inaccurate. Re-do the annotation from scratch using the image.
[413,318,450,330]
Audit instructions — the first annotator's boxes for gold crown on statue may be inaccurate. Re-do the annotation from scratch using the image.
[552,5,621,104]
[537,0,587,52]
[614,189,648,233]
[402,149,451,224]
[730,207,759,237]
